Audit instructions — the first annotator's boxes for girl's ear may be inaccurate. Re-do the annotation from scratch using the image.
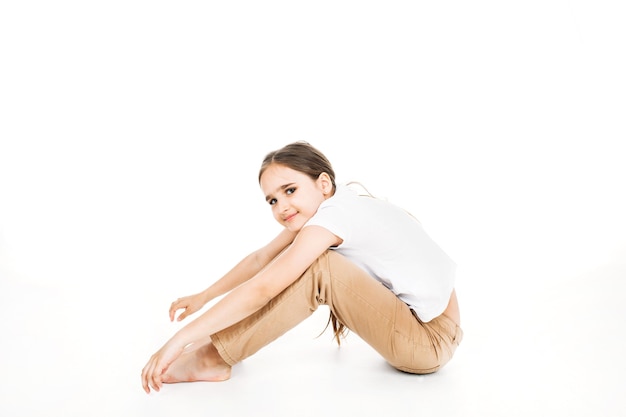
[317,172,333,195]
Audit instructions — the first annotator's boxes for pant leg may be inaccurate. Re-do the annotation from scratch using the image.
[211,250,462,373]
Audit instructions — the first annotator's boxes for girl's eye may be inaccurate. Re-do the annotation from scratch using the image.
[268,188,295,205]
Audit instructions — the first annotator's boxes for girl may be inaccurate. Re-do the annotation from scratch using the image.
[141,141,462,393]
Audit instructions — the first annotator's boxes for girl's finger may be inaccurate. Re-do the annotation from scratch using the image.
[141,372,148,393]
[169,303,183,321]
[141,362,153,393]
[150,364,163,392]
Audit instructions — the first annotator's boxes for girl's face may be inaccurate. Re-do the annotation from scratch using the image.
[260,163,333,232]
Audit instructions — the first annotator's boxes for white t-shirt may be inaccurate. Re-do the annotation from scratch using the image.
[304,183,456,322]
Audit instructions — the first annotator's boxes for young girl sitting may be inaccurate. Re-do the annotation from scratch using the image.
[141,141,462,393]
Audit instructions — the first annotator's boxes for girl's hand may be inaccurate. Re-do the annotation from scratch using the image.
[141,340,184,394]
[169,293,207,322]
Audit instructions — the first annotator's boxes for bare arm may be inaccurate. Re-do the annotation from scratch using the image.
[172,225,340,348]
[169,228,297,321]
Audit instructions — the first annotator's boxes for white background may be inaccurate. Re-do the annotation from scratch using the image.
[1,1,625,416]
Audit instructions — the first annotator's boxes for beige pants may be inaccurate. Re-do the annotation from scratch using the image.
[212,250,463,374]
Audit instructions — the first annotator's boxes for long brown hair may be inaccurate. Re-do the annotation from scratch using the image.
[258,141,337,193]
[259,141,346,345]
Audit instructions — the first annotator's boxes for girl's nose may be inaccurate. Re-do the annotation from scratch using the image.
[278,199,289,212]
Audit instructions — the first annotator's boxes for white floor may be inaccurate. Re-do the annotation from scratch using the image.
[2,2,626,416]
[1,255,625,417]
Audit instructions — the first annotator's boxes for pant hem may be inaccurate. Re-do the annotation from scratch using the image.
[210,334,237,367]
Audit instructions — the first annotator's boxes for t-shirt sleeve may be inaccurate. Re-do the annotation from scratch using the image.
[304,203,352,244]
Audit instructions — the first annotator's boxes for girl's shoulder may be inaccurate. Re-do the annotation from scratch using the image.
[336,182,420,224]
[344,181,374,197]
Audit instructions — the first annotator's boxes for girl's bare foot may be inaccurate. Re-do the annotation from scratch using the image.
[161,342,231,384]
